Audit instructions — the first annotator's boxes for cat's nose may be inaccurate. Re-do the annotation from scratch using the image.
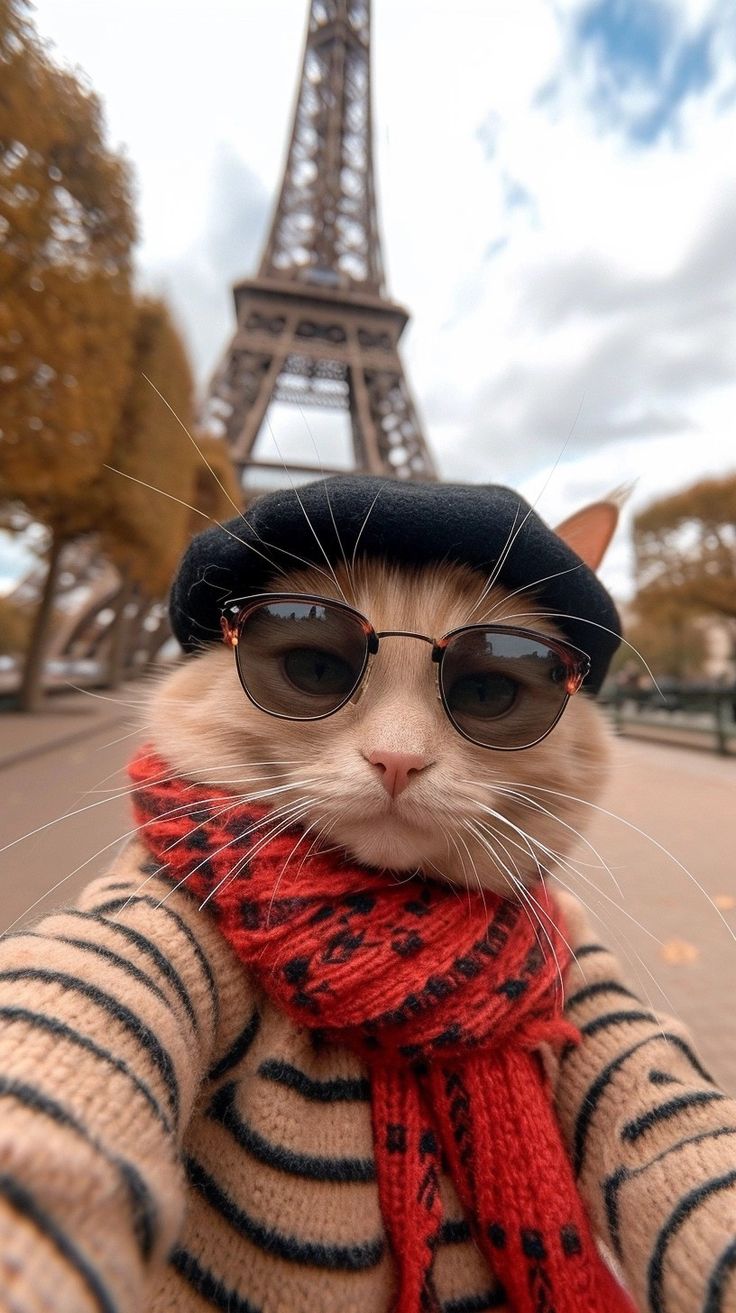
[366,750,431,799]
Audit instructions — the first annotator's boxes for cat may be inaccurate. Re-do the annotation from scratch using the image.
[146,494,618,898]
[0,480,734,1313]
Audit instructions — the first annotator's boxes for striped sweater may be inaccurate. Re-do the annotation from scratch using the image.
[0,841,735,1313]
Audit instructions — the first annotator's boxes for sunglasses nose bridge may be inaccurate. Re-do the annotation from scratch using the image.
[353,631,441,707]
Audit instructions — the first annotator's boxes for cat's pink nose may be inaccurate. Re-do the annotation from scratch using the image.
[367,750,431,799]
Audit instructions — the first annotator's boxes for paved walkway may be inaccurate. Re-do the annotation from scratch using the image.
[0,694,734,1088]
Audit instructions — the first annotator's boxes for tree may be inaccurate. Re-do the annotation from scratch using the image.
[97,297,239,684]
[610,604,708,683]
[0,0,137,708]
[634,474,736,624]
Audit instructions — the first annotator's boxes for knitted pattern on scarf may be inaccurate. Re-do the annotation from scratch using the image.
[129,749,634,1313]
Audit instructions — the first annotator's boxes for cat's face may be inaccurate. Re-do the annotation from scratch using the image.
[146,555,613,896]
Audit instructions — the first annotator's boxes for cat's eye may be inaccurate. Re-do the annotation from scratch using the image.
[231,597,370,719]
[222,594,590,748]
[283,647,357,697]
[445,672,518,720]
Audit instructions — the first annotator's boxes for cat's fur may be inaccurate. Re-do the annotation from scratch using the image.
[146,554,613,897]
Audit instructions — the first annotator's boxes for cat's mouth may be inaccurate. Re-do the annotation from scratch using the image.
[321,804,451,874]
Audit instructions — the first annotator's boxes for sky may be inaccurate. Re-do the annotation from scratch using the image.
[5,0,736,598]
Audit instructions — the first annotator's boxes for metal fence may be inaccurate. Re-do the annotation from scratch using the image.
[600,686,736,756]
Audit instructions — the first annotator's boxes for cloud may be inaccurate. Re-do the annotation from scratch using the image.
[144,145,270,384]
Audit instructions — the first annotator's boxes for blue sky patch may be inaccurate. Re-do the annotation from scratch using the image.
[570,0,717,145]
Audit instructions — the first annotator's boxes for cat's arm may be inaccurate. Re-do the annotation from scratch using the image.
[0,840,254,1313]
[553,889,736,1313]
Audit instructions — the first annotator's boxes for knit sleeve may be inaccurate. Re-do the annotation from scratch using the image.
[0,840,255,1313]
[553,890,736,1313]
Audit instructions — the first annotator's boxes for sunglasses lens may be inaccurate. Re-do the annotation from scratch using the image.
[441,630,575,749]
[236,600,369,719]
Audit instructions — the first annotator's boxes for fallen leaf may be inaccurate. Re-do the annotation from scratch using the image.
[714,894,736,911]
[660,938,699,966]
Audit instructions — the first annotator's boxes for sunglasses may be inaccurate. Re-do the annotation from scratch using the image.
[220,593,591,751]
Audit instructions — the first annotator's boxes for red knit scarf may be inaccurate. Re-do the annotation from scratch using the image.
[129,749,634,1313]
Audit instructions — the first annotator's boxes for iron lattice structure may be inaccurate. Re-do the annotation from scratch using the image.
[205,0,436,489]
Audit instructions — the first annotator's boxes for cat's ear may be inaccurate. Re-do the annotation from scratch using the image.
[553,492,626,571]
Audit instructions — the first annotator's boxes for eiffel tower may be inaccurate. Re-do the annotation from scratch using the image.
[205,0,436,493]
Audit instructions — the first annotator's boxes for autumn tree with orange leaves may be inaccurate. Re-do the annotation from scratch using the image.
[0,2,239,706]
[98,297,239,685]
[634,475,736,621]
[0,0,136,708]
[629,473,736,679]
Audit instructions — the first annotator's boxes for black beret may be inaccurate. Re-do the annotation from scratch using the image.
[169,475,621,693]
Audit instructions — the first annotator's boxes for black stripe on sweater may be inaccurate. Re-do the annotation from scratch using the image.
[258,1058,371,1102]
[566,980,640,1010]
[573,1032,714,1176]
[705,1237,736,1313]
[171,1248,261,1312]
[443,1288,508,1313]
[19,930,174,1017]
[65,909,198,1034]
[185,1155,385,1271]
[604,1127,736,1259]
[208,1081,376,1182]
[622,1090,727,1143]
[0,1173,117,1313]
[649,1170,736,1313]
[0,1006,169,1132]
[93,893,219,1027]
[580,1009,659,1039]
[208,1010,261,1081]
[0,1075,158,1261]
[0,968,179,1119]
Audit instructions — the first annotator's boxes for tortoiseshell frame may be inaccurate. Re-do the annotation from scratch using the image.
[220,593,591,751]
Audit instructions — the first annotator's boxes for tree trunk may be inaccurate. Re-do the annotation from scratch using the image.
[18,532,65,713]
[105,576,134,689]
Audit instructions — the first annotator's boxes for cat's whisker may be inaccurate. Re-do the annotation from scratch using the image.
[468,791,679,1015]
[0,778,316,934]
[492,608,664,699]
[116,377,355,589]
[0,788,240,934]
[198,801,316,911]
[297,402,356,605]
[94,725,148,753]
[465,817,570,996]
[156,798,311,909]
[460,778,622,900]
[468,791,663,947]
[266,810,326,924]
[464,504,522,624]
[89,759,307,797]
[464,405,583,624]
[493,779,736,948]
[453,828,489,924]
[85,764,303,794]
[142,372,248,528]
[350,486,386,576]
[421,851,466,906]
[292,816,339,880]
[444,828,475,913]
[484,780,624,899]
[263,413,350,607]
[103,462,290,584]
[547,865,676,1024]
[468,811,671,1016]
[482,563,585,621]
